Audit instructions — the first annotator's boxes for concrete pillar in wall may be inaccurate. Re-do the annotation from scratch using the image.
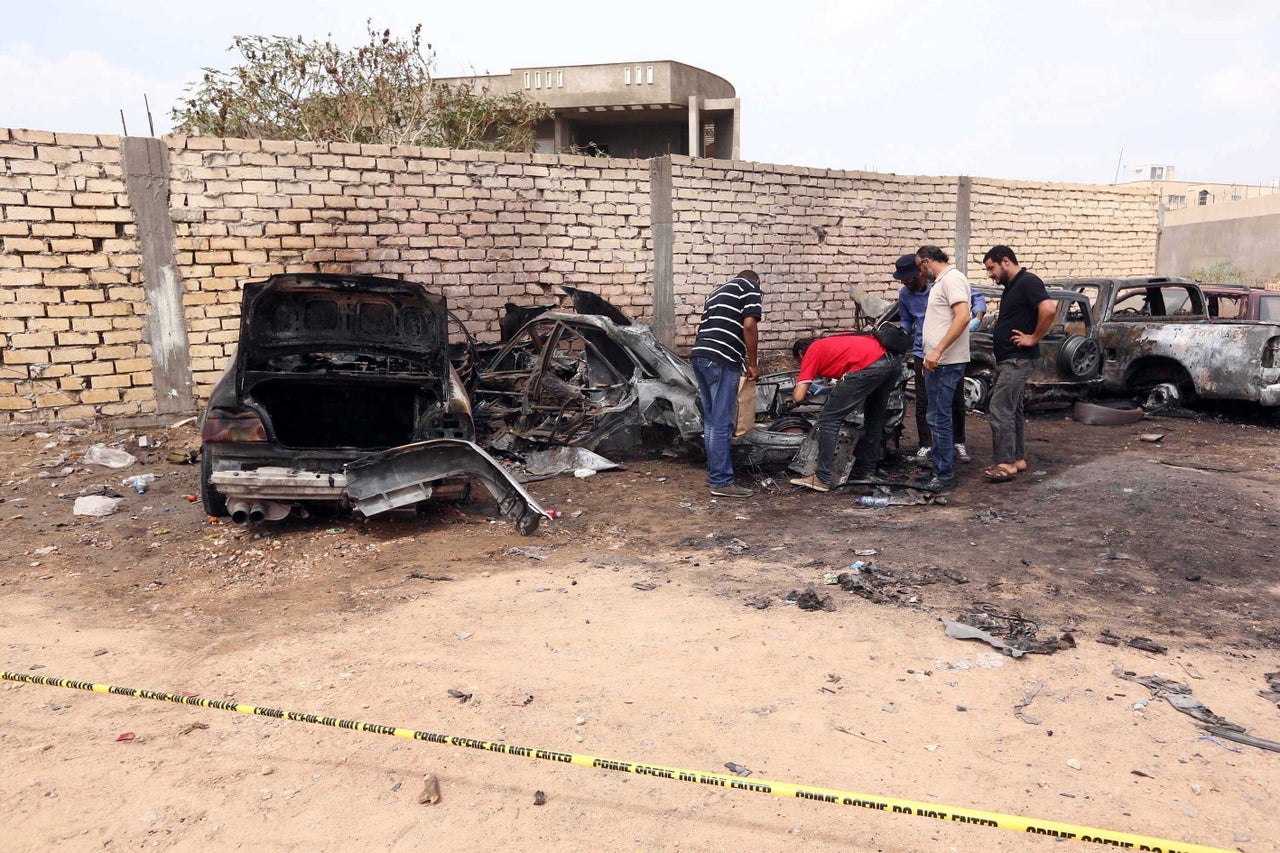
[955,175,972,277]
[650,156,675,348]
[687,95,701,157]
[121,137,195,416]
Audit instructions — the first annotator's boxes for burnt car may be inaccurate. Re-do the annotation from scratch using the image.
[1202,284,1280,323]
[469,287,909,484]
[963,284,1103,410]
[199,273,549,533]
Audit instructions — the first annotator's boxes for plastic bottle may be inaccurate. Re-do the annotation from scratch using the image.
[121,473,156,494]
[854,495,890,507]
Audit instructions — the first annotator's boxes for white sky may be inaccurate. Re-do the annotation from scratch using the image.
[3,0,1278,185]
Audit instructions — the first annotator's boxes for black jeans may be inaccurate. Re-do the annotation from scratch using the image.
[912,355,966,445]
[988,357,1037,465]
[816,355,899,485]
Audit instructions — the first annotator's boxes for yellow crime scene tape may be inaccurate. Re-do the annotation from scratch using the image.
[2,669,1231,852]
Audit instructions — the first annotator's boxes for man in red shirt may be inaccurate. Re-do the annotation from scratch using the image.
[788,333,899,492]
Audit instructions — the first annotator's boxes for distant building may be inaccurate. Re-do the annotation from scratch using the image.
[1123,163,1280,210]
[438,61,739,159]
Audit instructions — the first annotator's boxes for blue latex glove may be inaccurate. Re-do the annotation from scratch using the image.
[968,315,982,332]
[807,382,830,397]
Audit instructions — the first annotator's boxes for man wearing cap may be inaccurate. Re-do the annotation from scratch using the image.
[787,333,898,492]
[915,245,971,493]
[895,254,973,464]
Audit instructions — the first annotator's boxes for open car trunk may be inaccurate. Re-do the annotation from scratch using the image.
[250,376,433,450]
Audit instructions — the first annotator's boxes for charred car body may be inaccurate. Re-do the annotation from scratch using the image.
[963,284,1103,410]
[1062,276,1280,408]
[472,288,910,480]
[200,274,549,533]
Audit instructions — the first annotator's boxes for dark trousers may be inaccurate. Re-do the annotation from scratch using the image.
[988,357,1037,465]
[913,356,966,446]
[815,355,898,486]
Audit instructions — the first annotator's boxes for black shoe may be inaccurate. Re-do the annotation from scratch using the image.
[848,469,882,484]
[921,476,956,493]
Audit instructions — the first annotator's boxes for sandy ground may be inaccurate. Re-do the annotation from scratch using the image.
[1,407,1278,852]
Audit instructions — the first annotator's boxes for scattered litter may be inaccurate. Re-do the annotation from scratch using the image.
[934,659,972,672]
[945,609,1076,656]
[854,549,878,557]
[417,773,441,805]
[1115,669,1280,752]
[1138,433,1164,443]
[1197,735,1243,754]
[1130,769,1154,778]
[631,581,658,591]
[1066,758,1082,771]
[121,473,156,494]
[167,449,197,465]
[573,468,597,479]
[83,444,136,469]
[943,621,1024,657]
[975,652,1006,669]
[743,596,771,610]
[923,744,940,752]
[519,447,621,480]
[505,547,548,561]
[407,573,453,582]
[325,527,345,535]
[787,585,835,612]
[73,495,123,517]
[179,722,209,735]
[1197,726,1280,754]
[453,631,473,641]
[1260,671,1280,706]
[115,732,136,743]
[1127,637,1168,655]
[170,416,197,429]
[724,762,752,777]
[1014,681,1044,725]
[533,790,547,806]
[447,689,472,703]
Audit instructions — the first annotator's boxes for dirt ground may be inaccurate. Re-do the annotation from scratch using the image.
[2,406,1278,852]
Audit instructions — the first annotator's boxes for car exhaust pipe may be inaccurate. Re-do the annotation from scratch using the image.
[250,501,293,522]
[228,498,252,524]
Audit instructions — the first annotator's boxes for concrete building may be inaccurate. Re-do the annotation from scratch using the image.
[438,61,740,160]
[1123,163,1280,210]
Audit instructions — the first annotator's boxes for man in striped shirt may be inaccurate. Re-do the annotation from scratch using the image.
[690,270,764,497]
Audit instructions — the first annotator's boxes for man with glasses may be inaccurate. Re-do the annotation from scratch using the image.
[915,245,971,493]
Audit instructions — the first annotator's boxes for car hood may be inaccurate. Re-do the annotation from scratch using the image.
[238,273,450,372]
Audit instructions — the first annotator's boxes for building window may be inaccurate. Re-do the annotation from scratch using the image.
[1198,189,1210,206]
[1231,194,1242,202]
[557,70,564,88]
[535,71,542,88]
[545,70,551,88]
[1150,166,1164,180]
[636,66,643,85]
[624,66,631,85]
[523,72,531,89]
[647,66,654,84]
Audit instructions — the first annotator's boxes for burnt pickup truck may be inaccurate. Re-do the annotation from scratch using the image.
[1059,276,1280,408]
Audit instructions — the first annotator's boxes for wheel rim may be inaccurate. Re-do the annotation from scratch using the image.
[1071,340,1101,377]
[962,377,987,408]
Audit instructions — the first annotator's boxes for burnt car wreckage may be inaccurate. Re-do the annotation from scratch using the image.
[199,274,550,534]
[199,277,912,525]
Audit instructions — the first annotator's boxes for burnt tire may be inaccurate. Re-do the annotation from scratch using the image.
[200,450,227,517]
[1056,335,1102,380]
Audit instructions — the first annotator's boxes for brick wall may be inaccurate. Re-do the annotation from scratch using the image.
[668,157,958,351]
[967,178,1159,279]
[166,139,653,397]
[1,130,1158,429]
[0,129,154,425]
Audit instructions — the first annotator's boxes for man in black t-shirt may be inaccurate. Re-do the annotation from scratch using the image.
[980,246,1055,482]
